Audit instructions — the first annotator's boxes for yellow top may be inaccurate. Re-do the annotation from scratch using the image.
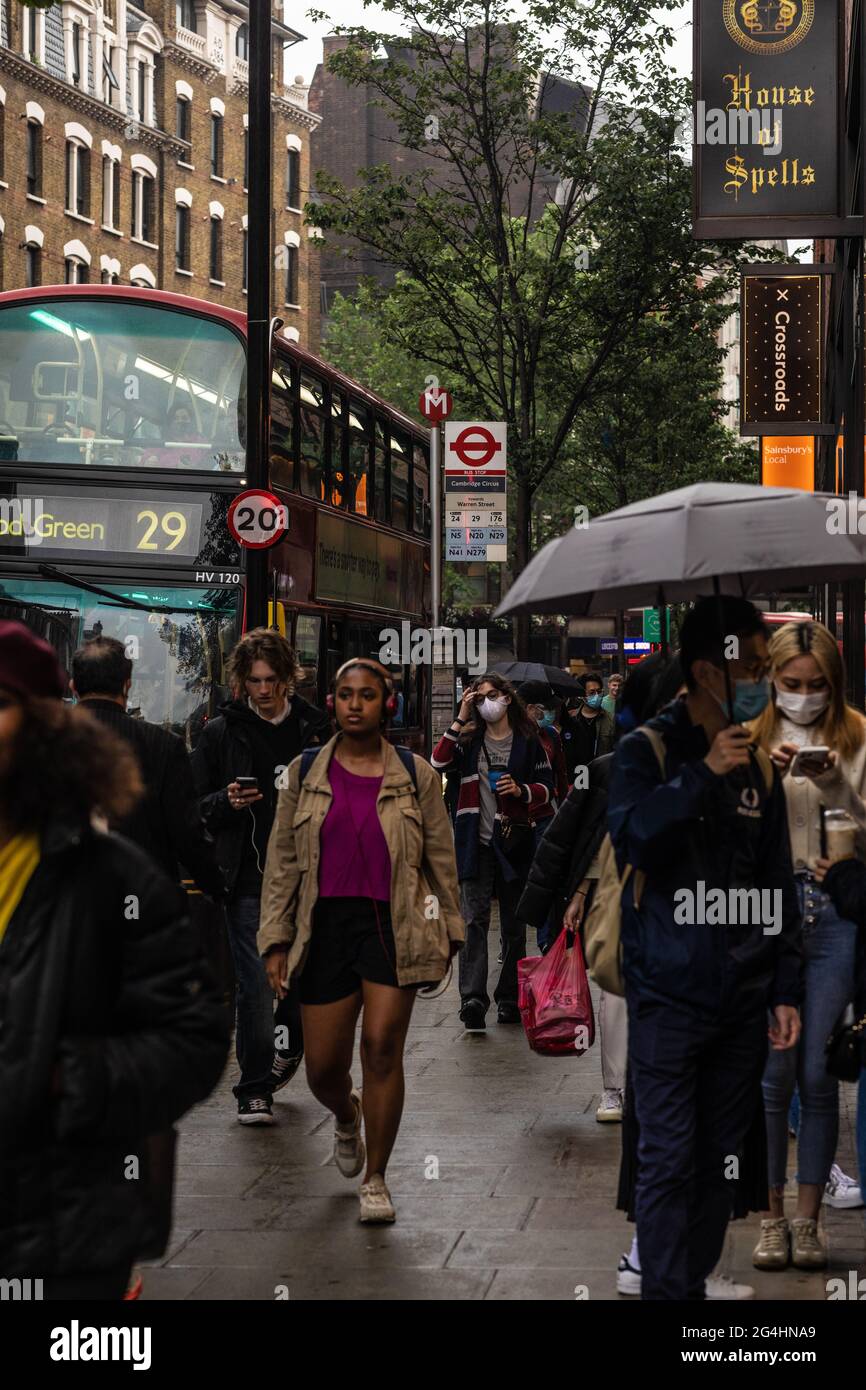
[0,833,40,943]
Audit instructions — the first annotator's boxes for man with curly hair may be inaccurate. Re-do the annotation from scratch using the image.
[192,628,330,1124]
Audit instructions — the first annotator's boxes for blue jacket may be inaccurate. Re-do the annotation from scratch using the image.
[607,699,802,1014]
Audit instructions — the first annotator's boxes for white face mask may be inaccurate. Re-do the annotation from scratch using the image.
[478,695,507,723]
[774,685,830,726]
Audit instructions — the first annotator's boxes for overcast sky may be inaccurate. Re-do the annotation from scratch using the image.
[284,1,695,83]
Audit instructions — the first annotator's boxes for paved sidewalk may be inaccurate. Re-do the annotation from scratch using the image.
[145,928,866,1301]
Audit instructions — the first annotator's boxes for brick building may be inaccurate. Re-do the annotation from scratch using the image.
[0,0,321,350]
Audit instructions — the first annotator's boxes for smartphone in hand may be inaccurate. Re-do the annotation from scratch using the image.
[790,746,830,777]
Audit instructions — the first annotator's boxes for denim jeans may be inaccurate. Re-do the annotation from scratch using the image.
[226,894,303,1102]
[459,842,528,1010]
[762,879,857,1187]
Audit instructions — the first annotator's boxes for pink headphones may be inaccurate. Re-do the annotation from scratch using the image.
[326,658,398,717]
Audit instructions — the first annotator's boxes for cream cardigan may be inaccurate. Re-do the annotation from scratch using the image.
[772,714,866,871]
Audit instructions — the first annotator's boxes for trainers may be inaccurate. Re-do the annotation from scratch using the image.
[460,999,486,1033]
[334,1090,365,1178]
[237,1097,275,1126]
[705,1273,754,1300]
[359,1174,396,1224]
[752,1217,789,1269]
[616,1253,641,1295]
[596,1089,624,1123]
[824,1163,864,1209]
[790,1217,827,1269]
[267,1050,303,1094]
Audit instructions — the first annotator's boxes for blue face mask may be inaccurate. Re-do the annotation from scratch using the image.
[714,675,771,724]
[539,710,556,728]
[585,693,603,710]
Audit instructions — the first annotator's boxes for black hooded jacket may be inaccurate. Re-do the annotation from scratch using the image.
[191,694,330,893]
[0,819,229,1277]
[517,755,613,931]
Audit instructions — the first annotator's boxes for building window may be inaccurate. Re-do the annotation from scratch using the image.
[25,8,41,63]
[286,149,301,209]
[235,23,248,59]
[25,244,41,289]
[0,106,6,182]
[26,122,43,198]
[103,47,119,104]
[71,22,82,86]
[132,172,155,242]
[65,141,91,217]
[242,228,248,291]
[210,114,223,177]
[136,62,147,123]
[285,245,298,304]
[176,96,191,143]
[102,156,121,229]
[65,257,89,285]
[101,268,119,284]
[176,204,191,270]
[209,216,222,281]
[243,127,249,189]
[177,0,197,32]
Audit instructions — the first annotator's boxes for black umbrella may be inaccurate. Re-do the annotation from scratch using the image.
[489,660,585,695]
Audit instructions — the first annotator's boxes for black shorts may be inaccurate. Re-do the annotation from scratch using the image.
[299,897,407,1005]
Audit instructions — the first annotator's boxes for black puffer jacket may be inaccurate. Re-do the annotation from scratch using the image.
[517,754,613,931]
[0,819,229,1278]
[191,695,329,893]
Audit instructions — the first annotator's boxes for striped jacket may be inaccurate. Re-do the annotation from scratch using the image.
[431,727,555,880]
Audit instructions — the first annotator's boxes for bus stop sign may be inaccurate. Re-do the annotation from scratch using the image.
[227,490,288,549]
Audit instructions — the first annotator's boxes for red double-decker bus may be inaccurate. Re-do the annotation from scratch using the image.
[0,286,431,748]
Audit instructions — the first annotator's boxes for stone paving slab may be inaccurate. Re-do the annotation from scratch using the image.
[156,923,865,1300]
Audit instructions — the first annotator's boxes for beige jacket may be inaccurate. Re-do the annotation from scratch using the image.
[257,736,465,986]
[773,714,866,871]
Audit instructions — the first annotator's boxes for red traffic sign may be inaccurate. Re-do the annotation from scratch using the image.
[418,387,453,422]
[227,490,288,549]
[448,424,503,469]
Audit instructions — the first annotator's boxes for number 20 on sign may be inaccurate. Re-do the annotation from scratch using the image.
[227,490,289,549]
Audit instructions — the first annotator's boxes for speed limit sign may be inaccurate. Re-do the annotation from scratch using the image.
[227,490,288,549]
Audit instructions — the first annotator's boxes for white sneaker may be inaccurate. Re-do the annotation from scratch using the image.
[706,1273,755,1300]
[333,1089,365,1178]
[824,1163,864,1209]
[596,1089,624,1122]
[359,1174,396,1223]
[616,1253,641,1295]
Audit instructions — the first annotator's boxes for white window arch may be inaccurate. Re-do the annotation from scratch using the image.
[25,225,44,248]
[26,102,45,126]
[209,96,226,117]
[0,214,5,236]
[241,214,248,230]
[286,134,302,152]
[243,113,249,129]
[209,200,224,219]
[130,263,156,289]
[283,327,300,343]
[101,139,122,162]
[175,187,193,208]
[175,79,193,101]
[131,152,157,179]
[65,122,93,150]
[0,87,6,106]
[64,239,91,266]
[100,253,121,274]
[283,229,300,248]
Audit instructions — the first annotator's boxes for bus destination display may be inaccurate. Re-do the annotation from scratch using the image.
[0,489,204,560]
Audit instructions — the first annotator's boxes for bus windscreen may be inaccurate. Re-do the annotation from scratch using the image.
[0,299,246,474]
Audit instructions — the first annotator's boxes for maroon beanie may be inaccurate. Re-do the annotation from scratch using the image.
[0,620,67,699]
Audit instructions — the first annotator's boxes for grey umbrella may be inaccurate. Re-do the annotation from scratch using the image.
[494,483,866,618]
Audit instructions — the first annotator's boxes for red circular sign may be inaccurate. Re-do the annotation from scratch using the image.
[418,388,453,422]
[227,490,288,549]
[449,425,502,469]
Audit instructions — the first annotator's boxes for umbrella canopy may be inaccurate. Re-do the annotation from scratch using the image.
[495,483,866,618]
[489,660,585,695]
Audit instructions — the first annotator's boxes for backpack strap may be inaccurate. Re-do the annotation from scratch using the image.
[299,746,320,785]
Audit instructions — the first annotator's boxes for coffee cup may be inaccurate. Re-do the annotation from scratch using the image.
[488,769,506,794]
[823,809,857,864]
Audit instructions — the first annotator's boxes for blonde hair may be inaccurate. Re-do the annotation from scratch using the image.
[750,619,866,762]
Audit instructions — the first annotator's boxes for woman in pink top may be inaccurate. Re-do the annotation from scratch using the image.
[262,658,464,1225]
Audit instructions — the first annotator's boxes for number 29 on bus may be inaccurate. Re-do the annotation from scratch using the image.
[227,490,289,549]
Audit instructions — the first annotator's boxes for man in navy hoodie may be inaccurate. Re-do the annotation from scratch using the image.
[608,597,802,1300]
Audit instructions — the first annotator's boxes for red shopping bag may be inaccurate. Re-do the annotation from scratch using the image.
[517,929,595,1056]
